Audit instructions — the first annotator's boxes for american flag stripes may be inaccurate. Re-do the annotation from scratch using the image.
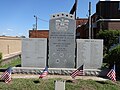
[71,65,84,78]
[107,64,116,82]
[0,67,12,83]
[39,66,48,78]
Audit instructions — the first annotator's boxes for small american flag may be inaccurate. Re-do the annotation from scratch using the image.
[39,66,48,78]
[107,64,116,82]
[0,67,12,83]
[71,65,84,78]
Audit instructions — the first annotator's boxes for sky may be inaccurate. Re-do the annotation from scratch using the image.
[0,0,99,37]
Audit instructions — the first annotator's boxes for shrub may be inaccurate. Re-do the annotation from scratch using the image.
[106,45,120,65]
[0,52,2,60]
[0,52,2,65]
[96,30,120,54]
[105,45,120,78]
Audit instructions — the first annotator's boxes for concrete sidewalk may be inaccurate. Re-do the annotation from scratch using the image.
[7,74,108,81]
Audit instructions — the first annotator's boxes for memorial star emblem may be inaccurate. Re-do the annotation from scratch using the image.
[56,19,69,31]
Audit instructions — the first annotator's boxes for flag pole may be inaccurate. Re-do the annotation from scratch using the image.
[88,2,91,39]
[75,0,78,20]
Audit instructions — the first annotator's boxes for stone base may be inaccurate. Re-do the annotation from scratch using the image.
[12,67,109,76]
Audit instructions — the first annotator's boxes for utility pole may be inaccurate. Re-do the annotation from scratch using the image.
[34,15,38,30]
[88,2,91,39]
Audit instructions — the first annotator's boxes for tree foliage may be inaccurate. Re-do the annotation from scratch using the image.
[96,30,120,54]
[0,52,2,65]
[105,45,120,65]
[0,52,2,60]
[105,45,120,77]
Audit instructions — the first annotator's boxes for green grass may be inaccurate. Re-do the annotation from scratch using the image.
[0,78,120,90]
[0,58,21,68]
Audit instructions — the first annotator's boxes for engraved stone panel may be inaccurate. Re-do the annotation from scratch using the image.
[22,38,47,68]
[77,39,103,69]
[55,80,65,90]
[49,13,76,68]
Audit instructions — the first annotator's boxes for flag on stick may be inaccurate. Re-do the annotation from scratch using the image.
[39,66,48,78]
[71,65,84,78]
[107,64,116,82]
[0,67,12,83]
[70,0,77,15]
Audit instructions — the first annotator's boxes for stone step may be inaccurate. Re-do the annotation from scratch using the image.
[11,67,109,77]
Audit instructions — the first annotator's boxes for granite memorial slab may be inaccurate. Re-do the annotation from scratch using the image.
[77,39,103,69]
[55,80,65,90]
[21,38,47,68]
[49,13,76,68]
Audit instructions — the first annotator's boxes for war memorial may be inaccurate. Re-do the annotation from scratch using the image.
[12,12,103,76]
[1,0,120,89]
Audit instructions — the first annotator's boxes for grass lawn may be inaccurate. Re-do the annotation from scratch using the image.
[0,57,21,68]
[0,78,120,90]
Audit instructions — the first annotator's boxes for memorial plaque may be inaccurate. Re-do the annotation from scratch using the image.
[49,13,76,68]
[55,80,65,90]
[77,39,103,69]
[22,38,47,68]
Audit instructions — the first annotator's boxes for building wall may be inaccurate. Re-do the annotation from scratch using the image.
[97,21,120,30]
[92,1,120,38]
[76,18,88,38]
[76,18,88,26]
[29,30,49,38]
[0,36,21,57]
[96,1,120,19]
[108,21,120,30]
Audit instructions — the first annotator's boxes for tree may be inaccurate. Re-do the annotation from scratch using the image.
[96,30,120,54]
[20,36,26,38]
[105,45,120,77]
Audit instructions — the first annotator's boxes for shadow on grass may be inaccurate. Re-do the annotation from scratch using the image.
[96,81,109,84]
[96,81,115,85]
[66,80,73,83]
[15,64,21,67]
[66,80,78,84]
[0,68,6,72]
[33,80,40,84]
[0,80,4,82]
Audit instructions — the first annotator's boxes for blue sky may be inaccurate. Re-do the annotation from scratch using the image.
[0,0,99,37]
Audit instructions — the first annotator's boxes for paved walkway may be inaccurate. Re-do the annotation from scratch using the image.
[10,74,108,81]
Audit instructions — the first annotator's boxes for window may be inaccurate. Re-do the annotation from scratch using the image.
[118,1,120,10]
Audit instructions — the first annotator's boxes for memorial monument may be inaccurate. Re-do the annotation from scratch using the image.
[77,39,103,69]
[48,13,76,68]
[21,12,103,71]
[21,38,47,68]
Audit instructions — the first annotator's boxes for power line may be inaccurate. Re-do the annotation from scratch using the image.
[37,17,48,22]
[33,15,48,30]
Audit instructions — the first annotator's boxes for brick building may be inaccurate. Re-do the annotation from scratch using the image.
[76,0,120,39]
[76,18,88,38]
[92,0,120,38]
[29,30,49,38]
